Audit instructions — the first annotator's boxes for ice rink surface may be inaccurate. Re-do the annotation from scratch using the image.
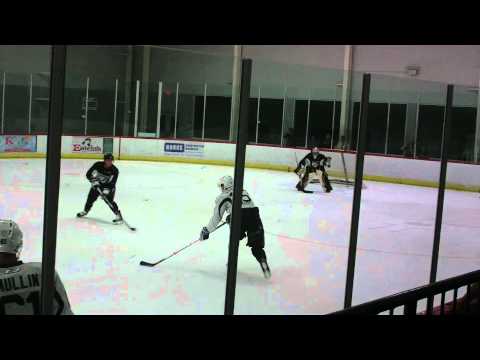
[1,158,479,314]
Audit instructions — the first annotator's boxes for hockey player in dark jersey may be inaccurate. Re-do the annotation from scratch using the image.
[199,176,271,279]
[77,153,123,224]
[294,147,333,193]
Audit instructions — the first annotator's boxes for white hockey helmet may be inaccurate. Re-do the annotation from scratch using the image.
[218,175,234,192]
[0,220,23,258]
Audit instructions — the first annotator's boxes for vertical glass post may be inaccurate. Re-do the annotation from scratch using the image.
[40,45,67,314]
[330,100,336,149]
[429,84,454,284]
[156,81,163,138]
[1,72,5,134]
[113,79,118,136]
[134,80,140,137]
[29,74,33,134]
[305,91,311,148]
[385,103,391,155]
[413,89,422,158]
[280,85,287,146]
[255,86,260,144]
[174,82,179,139]
[202,83,207,139]
[474,80,480,163]
[224,58,252,315]
[344,73,371,309]
[84,77,90,136]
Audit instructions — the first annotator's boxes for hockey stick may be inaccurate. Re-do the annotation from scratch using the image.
[95,186,136,231]
[139,222,227,267]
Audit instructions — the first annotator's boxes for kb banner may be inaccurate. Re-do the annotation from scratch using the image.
[0,135,37,152]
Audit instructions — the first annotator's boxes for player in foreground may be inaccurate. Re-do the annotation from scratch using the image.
[294,147,333,193]
[199,176,271,279]
[77,153,123,224]
[0,219,73,315]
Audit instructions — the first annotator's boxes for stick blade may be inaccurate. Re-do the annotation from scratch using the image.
[139,261,156,267]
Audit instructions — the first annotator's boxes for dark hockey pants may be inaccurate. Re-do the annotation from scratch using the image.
[84,187,119,214]
[238,207,267,263]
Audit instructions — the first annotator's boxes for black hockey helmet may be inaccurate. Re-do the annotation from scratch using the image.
[104,153,114,161]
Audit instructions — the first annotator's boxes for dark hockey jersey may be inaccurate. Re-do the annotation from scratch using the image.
[86,161,119,189]
[296,152,329,171]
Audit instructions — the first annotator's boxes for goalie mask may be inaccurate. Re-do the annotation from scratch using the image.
[218,175,234,192]
[0,220,23,258]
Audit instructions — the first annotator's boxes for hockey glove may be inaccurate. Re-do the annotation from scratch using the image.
[102,188,111,196]
[200,227,210,241]
[91,180,100,188]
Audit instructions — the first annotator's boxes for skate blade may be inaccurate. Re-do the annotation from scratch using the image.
[261,263,272,279]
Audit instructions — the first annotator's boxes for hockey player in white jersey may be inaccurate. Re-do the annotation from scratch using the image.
[0,219,73,315]
[199,176,271,279]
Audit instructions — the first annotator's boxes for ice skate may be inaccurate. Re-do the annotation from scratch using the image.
[113,212,123,225]
[259,259,271,279]
[77,210,88,218]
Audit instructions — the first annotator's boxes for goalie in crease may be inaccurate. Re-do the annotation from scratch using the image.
[294,147,333,193]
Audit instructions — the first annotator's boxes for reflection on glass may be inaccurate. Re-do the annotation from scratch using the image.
[4,72,29,134]
[204,84,231,140]
[417,105,445,159]
[387,104,407,155]
[365,103,388,154]
[31,73,50,134]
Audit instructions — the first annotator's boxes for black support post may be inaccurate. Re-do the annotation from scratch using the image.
[224,59,251,315]
[429,84,454,284]
[40,46,67,315]
[343,73,371,309]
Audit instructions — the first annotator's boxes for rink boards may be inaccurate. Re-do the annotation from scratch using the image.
[0,134,479,192]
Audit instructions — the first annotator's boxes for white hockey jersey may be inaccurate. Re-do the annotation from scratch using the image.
[206,190,256,233]
[0,262,73,315]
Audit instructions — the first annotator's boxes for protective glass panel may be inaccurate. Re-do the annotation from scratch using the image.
[352,74,446,306]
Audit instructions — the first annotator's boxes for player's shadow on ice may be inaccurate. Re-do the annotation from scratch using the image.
[188,267,272,286]
[79,217,117,227]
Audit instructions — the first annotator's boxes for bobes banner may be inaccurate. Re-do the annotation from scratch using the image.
[72,137,103,154]
[164,142,205,157]
[0,135,37,152]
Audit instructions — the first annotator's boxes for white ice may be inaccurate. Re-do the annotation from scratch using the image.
[1,158,479,314]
